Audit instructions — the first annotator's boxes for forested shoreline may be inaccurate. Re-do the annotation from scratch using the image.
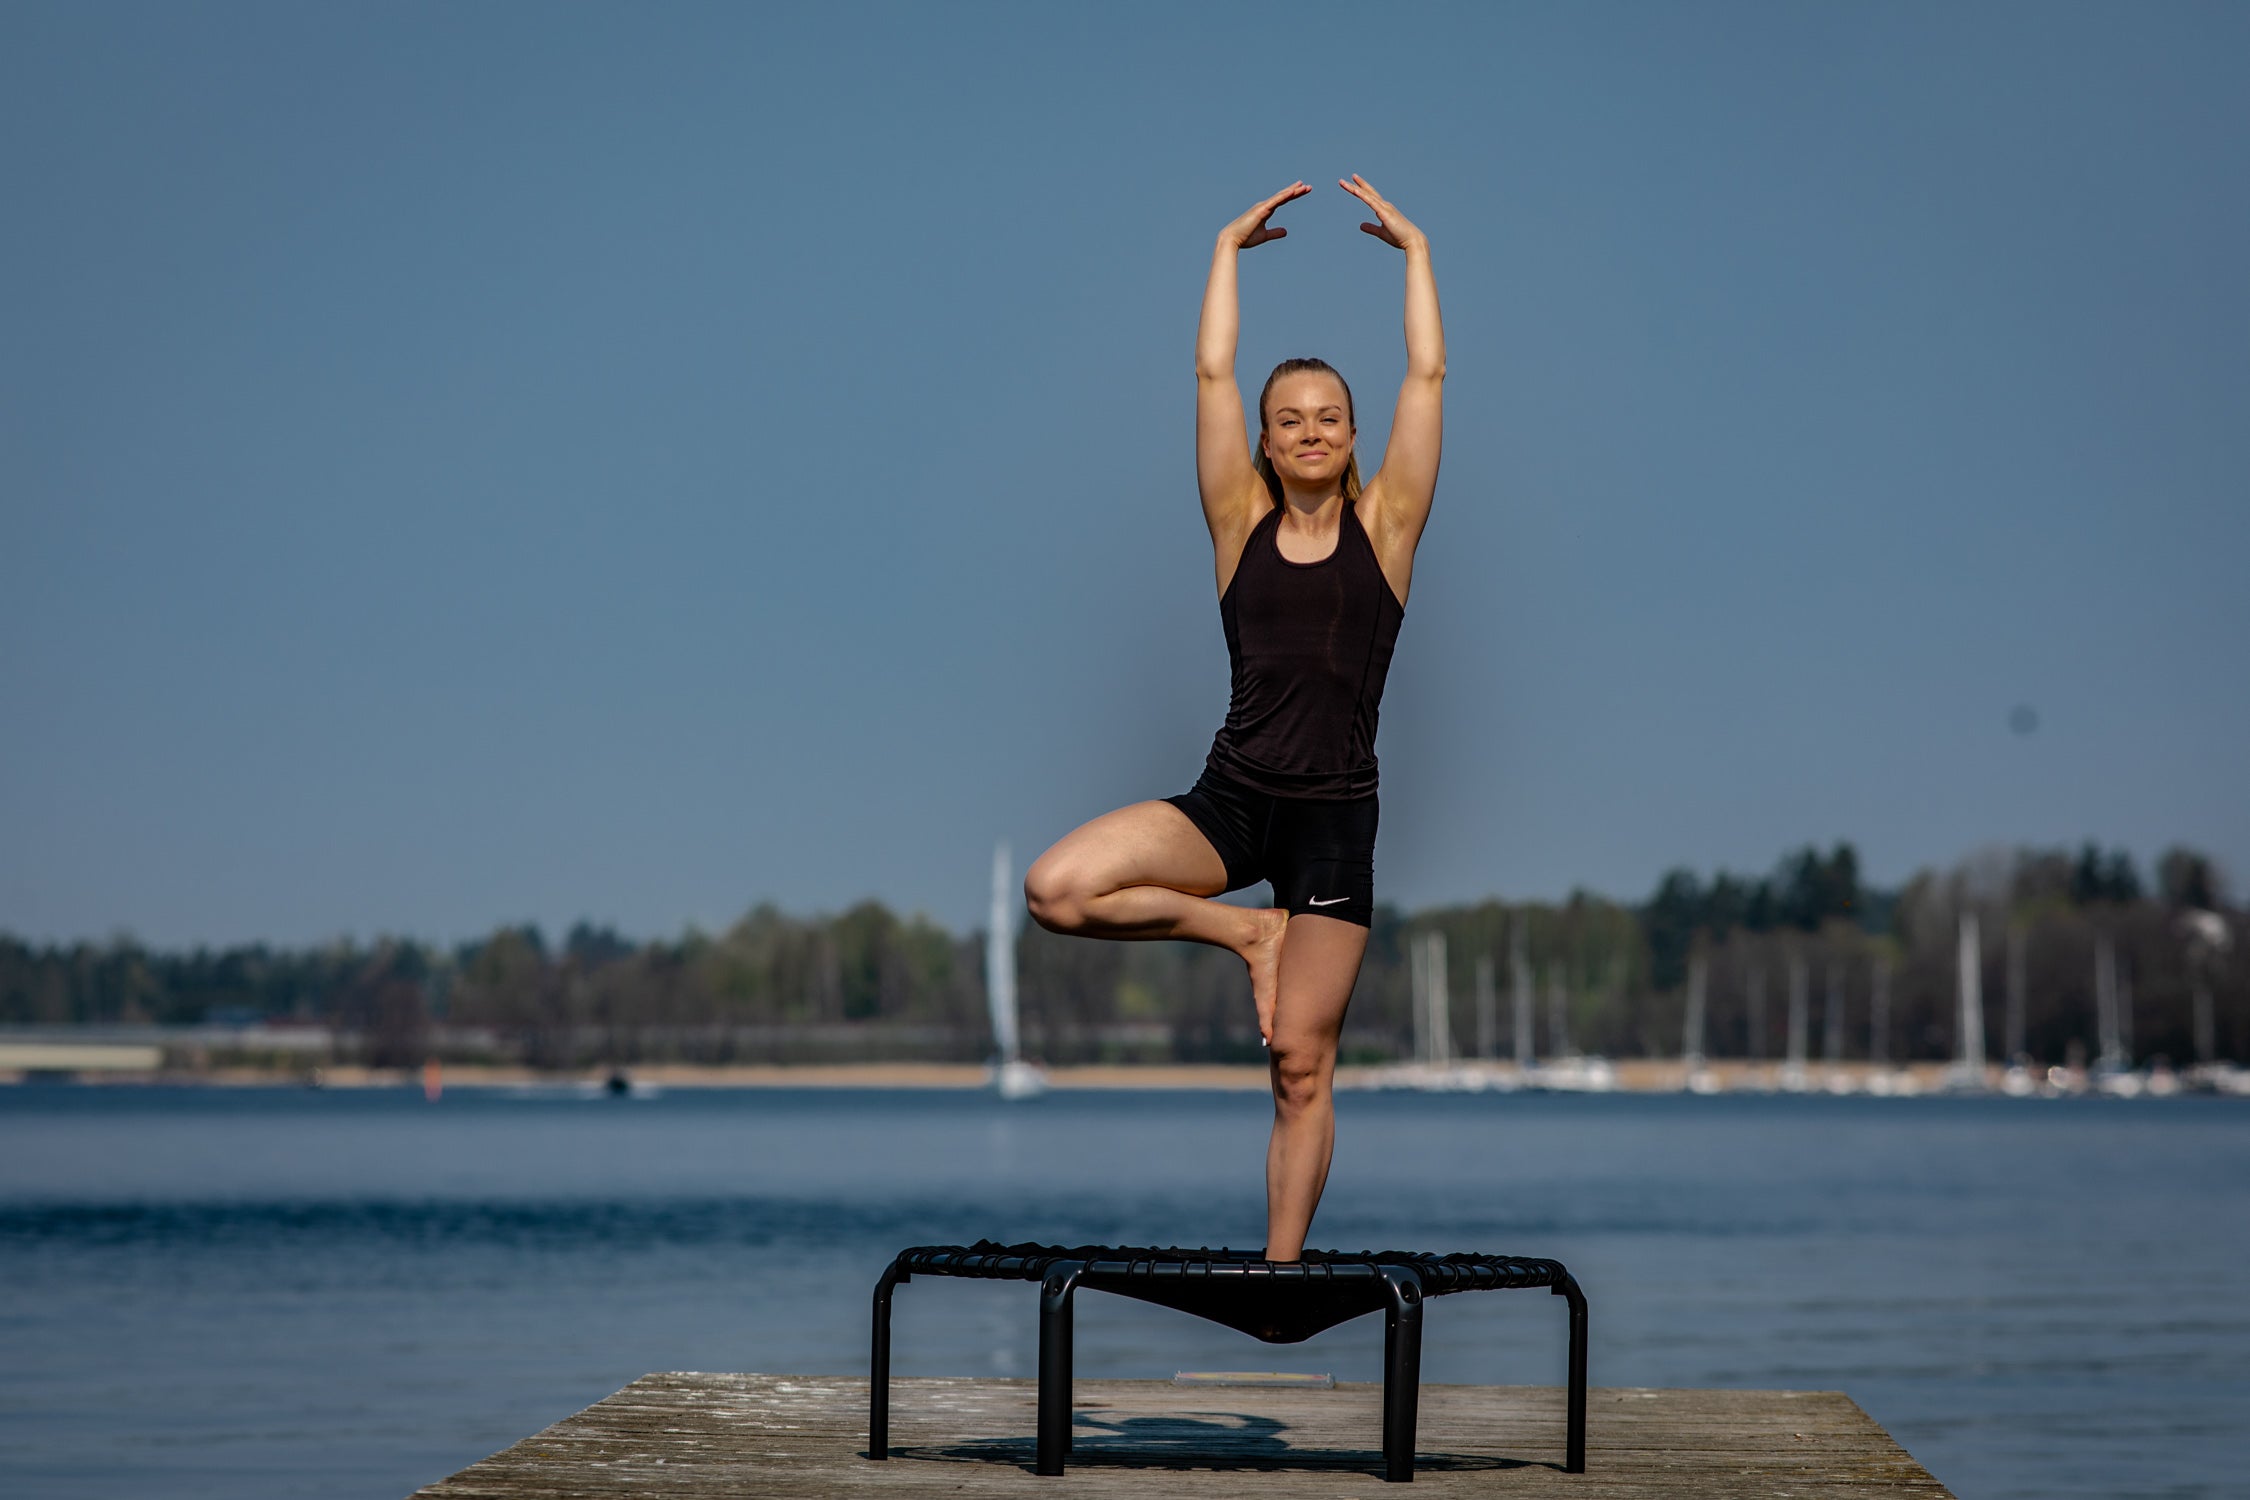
[3,843,2240,1070]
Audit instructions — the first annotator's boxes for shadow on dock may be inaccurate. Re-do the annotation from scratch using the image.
[896,1405,1548,1474]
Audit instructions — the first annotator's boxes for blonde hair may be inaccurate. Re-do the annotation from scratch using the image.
[1253,357,1362,505]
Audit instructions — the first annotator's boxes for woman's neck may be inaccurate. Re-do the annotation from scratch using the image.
[1276,479,1346,522]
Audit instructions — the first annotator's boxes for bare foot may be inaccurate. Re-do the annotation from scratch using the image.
[1240,908,1288,1045]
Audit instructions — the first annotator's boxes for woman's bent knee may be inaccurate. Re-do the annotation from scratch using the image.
[1023,853,1087,933]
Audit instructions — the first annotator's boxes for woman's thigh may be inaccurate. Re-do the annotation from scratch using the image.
[1271,914,1370,1050]
[1028,800,1232,900]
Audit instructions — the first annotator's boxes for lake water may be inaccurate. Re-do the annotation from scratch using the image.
[1,1085,2245,1499]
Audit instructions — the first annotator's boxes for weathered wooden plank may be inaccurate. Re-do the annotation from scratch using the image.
[412,1374,1956,1498]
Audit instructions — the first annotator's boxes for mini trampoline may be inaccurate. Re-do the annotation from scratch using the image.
[869,1240,1588,1482]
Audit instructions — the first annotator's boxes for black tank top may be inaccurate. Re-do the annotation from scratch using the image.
[1203,498,1405,800]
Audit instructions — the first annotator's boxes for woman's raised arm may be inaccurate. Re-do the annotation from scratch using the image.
[1343,175,1445,599]
[1197,183,1307,575]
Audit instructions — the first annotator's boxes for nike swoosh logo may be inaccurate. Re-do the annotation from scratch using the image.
[1307,895,1350,907]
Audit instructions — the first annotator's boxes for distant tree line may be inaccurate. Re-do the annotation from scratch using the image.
[1602,842,2240,1068]
[1,844,2239,1070]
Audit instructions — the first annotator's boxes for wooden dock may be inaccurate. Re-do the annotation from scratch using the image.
[413,1373,1955,1497]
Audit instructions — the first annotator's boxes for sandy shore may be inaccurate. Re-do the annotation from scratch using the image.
[8,1058,1985,1093]
[9,1061,1281,1091]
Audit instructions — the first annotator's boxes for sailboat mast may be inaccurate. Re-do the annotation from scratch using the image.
[1474,954,1497,1061]
[1511,918,1535,1069]
[987,841,1019,1066]
[1956,910,1986,1084]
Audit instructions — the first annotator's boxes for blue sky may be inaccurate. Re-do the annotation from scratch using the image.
[4,2,2245,948]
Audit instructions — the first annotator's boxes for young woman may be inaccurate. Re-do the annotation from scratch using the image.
[1023,176,1444,1261]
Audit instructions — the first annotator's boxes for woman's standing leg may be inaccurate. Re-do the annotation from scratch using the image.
[1263,914,1370,1260]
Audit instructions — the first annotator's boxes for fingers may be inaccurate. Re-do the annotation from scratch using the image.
[1259,181,1310,214]
[1339,173,1393,215]
[1245,181,1307,234]
[1343,175,1422,250]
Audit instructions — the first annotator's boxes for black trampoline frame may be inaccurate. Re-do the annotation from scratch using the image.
[868,1240,1588,1483]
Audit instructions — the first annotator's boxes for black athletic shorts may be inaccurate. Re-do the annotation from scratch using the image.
[1163,770,1379,927]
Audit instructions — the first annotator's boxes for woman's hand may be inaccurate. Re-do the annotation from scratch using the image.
[1340,174,1426,252]
[1218,181,1309,251]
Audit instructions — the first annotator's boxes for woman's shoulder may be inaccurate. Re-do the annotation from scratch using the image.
[1349,486,1416,608]
[1230,495,1282,548]
[1212,493,1282,599]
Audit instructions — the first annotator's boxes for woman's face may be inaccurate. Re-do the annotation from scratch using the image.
[1261,372,1355,492]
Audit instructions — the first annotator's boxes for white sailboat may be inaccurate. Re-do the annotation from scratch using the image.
[2091,930,2140,1096]
[1681,951,1718,1093]
[1945,910,1988,1092]
[1529,963,1614,1092]
[1510,918,1536,1081]
[986,841,1046,1100]
[1781,953,1810,1092]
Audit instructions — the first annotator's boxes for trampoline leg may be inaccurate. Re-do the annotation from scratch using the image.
[869,1260,906,1459]
[1036,1263,1085,1477]
[1380,1269,1425,1483]
[1556,1275,1588,1473]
